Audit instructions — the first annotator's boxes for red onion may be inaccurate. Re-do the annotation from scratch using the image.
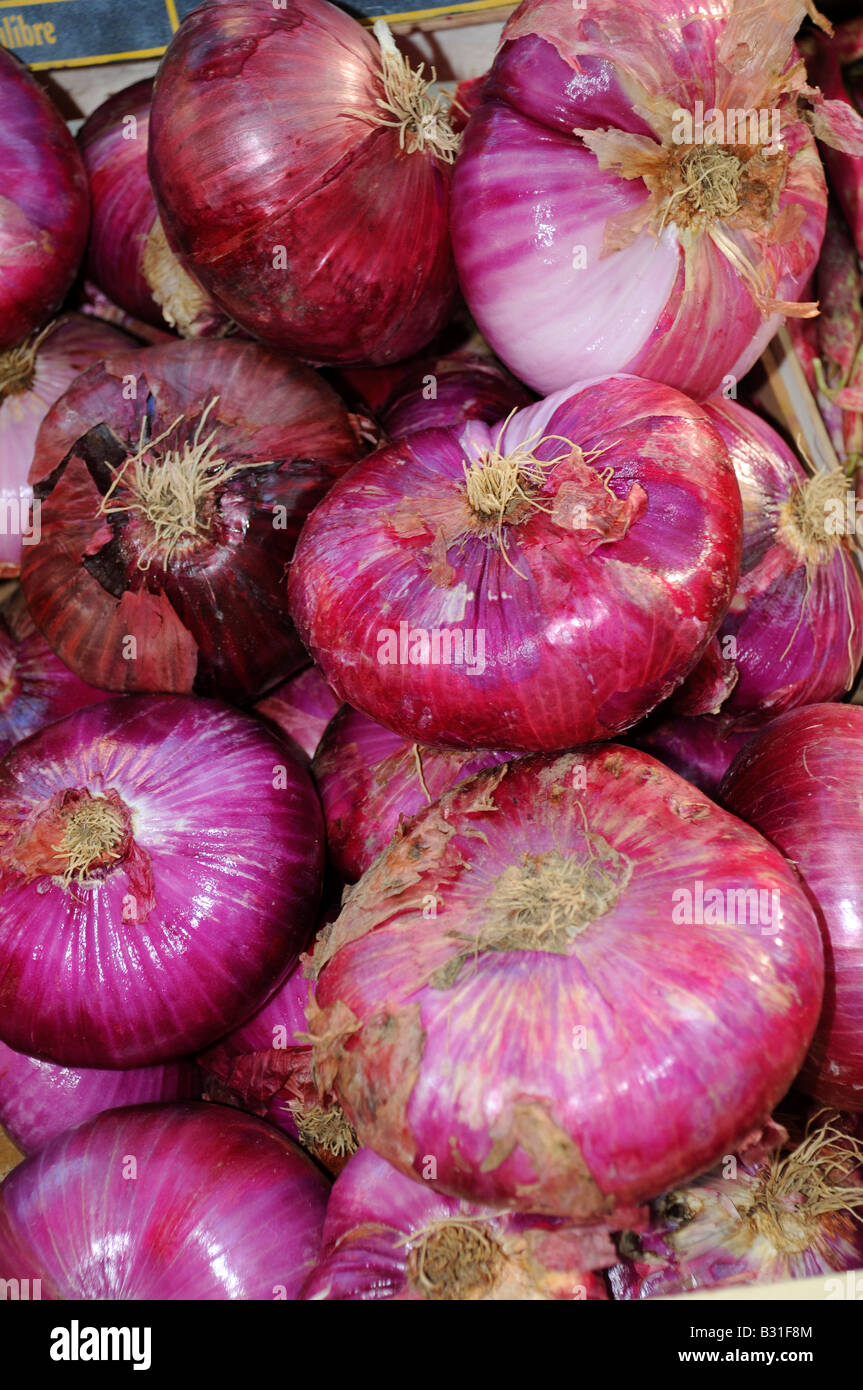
[0,49,89,351]
[308,747,824,1216]
[0,1103,329,1299]
[610,1113,863,1296]
[303,1148,613,1300]
[671,398,863,723]
[0,589,115,758]
[0,315,135,578]
[628,714,757,799]
[451,0,829,398]
[200,953,357,1173]
[0,1038,200,1155]
[78,79,229,338]
[290,375,742,751]
[811,20,863,260]
[313,705,515,881]
[381,352,534,439]
[254,665,341,765]
[0,695,324,1067]
[21,338,364,701]
[722,704,863,1109]
[149,0,458,365]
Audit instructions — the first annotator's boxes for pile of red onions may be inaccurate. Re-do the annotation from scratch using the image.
[0,48,89,351]
[671,397,863,723]
[722,704,863,1110]
[313,704,515,880]
[0,589,114,757]
[0,696,323,1066]
[303,1148,614,1300]
[0,315,134,577]
[451,0,837,397]
[308,746,823,1216]
[0,1038,200,1154]
[290,375,741,750]
[20,338,364,700]
[78,79,229,338]
[0,1104,329,1299]
[149,0,458,364]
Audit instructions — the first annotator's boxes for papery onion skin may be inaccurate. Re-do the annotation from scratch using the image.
[0,1037,200,1154]
[0,1103,329,1299]
[290,375,742,751]
[628,714,757,798]
[302,1147,612,1300]
[451,0,826,398]
[722,704,863,1109]
[0,316,135,578]
[0,590,115,758]
[0,49,89,350]
[149,0,457,365]
[382,352,534,438]
[0,696,324,1067]
[313,704,515,881]
[671,398,863,722]
[308,746,823,1216]
[21,338,364,701]
[254,665,341,765]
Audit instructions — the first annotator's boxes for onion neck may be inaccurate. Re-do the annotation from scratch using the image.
[366,19,460,164]
[0,323,54,404]
[142,218,223,338]
[778,469,847,565]
[746,1112,863,1255]
[10,787,131,886]
[408,1219,504,1300]
[291,1101,358,1161]
[483,838,631,955]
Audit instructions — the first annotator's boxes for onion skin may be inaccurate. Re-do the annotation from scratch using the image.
[0,50,90,350]
[313,705,515,881]
[0,1038,200,1154]
[290,375,742,751]
[451,0,826,398]
[149,0,457,365]
[722,705,863,1109]
[0,696,324,1067]
[302,1147,612,1300]
[0,590,115,758]
[21,338,364,701]
[810,20,863,261]
[628,714,757,799]
[308,747,824,1216]
[0,316,135,578]
[382,353,534,438]
[254,665,341,765]
[671,398,863,722]
[0,1103,329,1299]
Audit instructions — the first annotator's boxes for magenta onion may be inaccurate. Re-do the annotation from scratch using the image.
[0,315,135,578]
[671,398,863,723]
[303,1147,613,1300]
[255,665,341,765]
[810,20,863,261]
[628,714,757,799]
[381,352,534,439]
[290,375,741,751]
[313,705,515,880]
[0,696,323,1067]
[21,338,364,701]
[0,1103,329,1299]
[308,746,823,1215]
[722,704,863,1109]
[0,1038,200,1154]
[610,1113,863,1297]
[78,79,229,337]
[0,49,89,351]
[149,0,457,365]
[0,589,115,758]
[451,0,828,397]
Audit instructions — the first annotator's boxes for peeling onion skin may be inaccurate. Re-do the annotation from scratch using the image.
[308,747,824,1217]
[312,704,515,881]
[0,50,90,351]
[0,1104,330,1299]
[0,1038,200,1155]
[0,696,325,1067]
[451,0,826,400]
[672,399,863,723]
[722,705,863,1110]
[290,375,742,751]
[20,338,364,701]
[302,1148,612,1300]
[149,0,457,365]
